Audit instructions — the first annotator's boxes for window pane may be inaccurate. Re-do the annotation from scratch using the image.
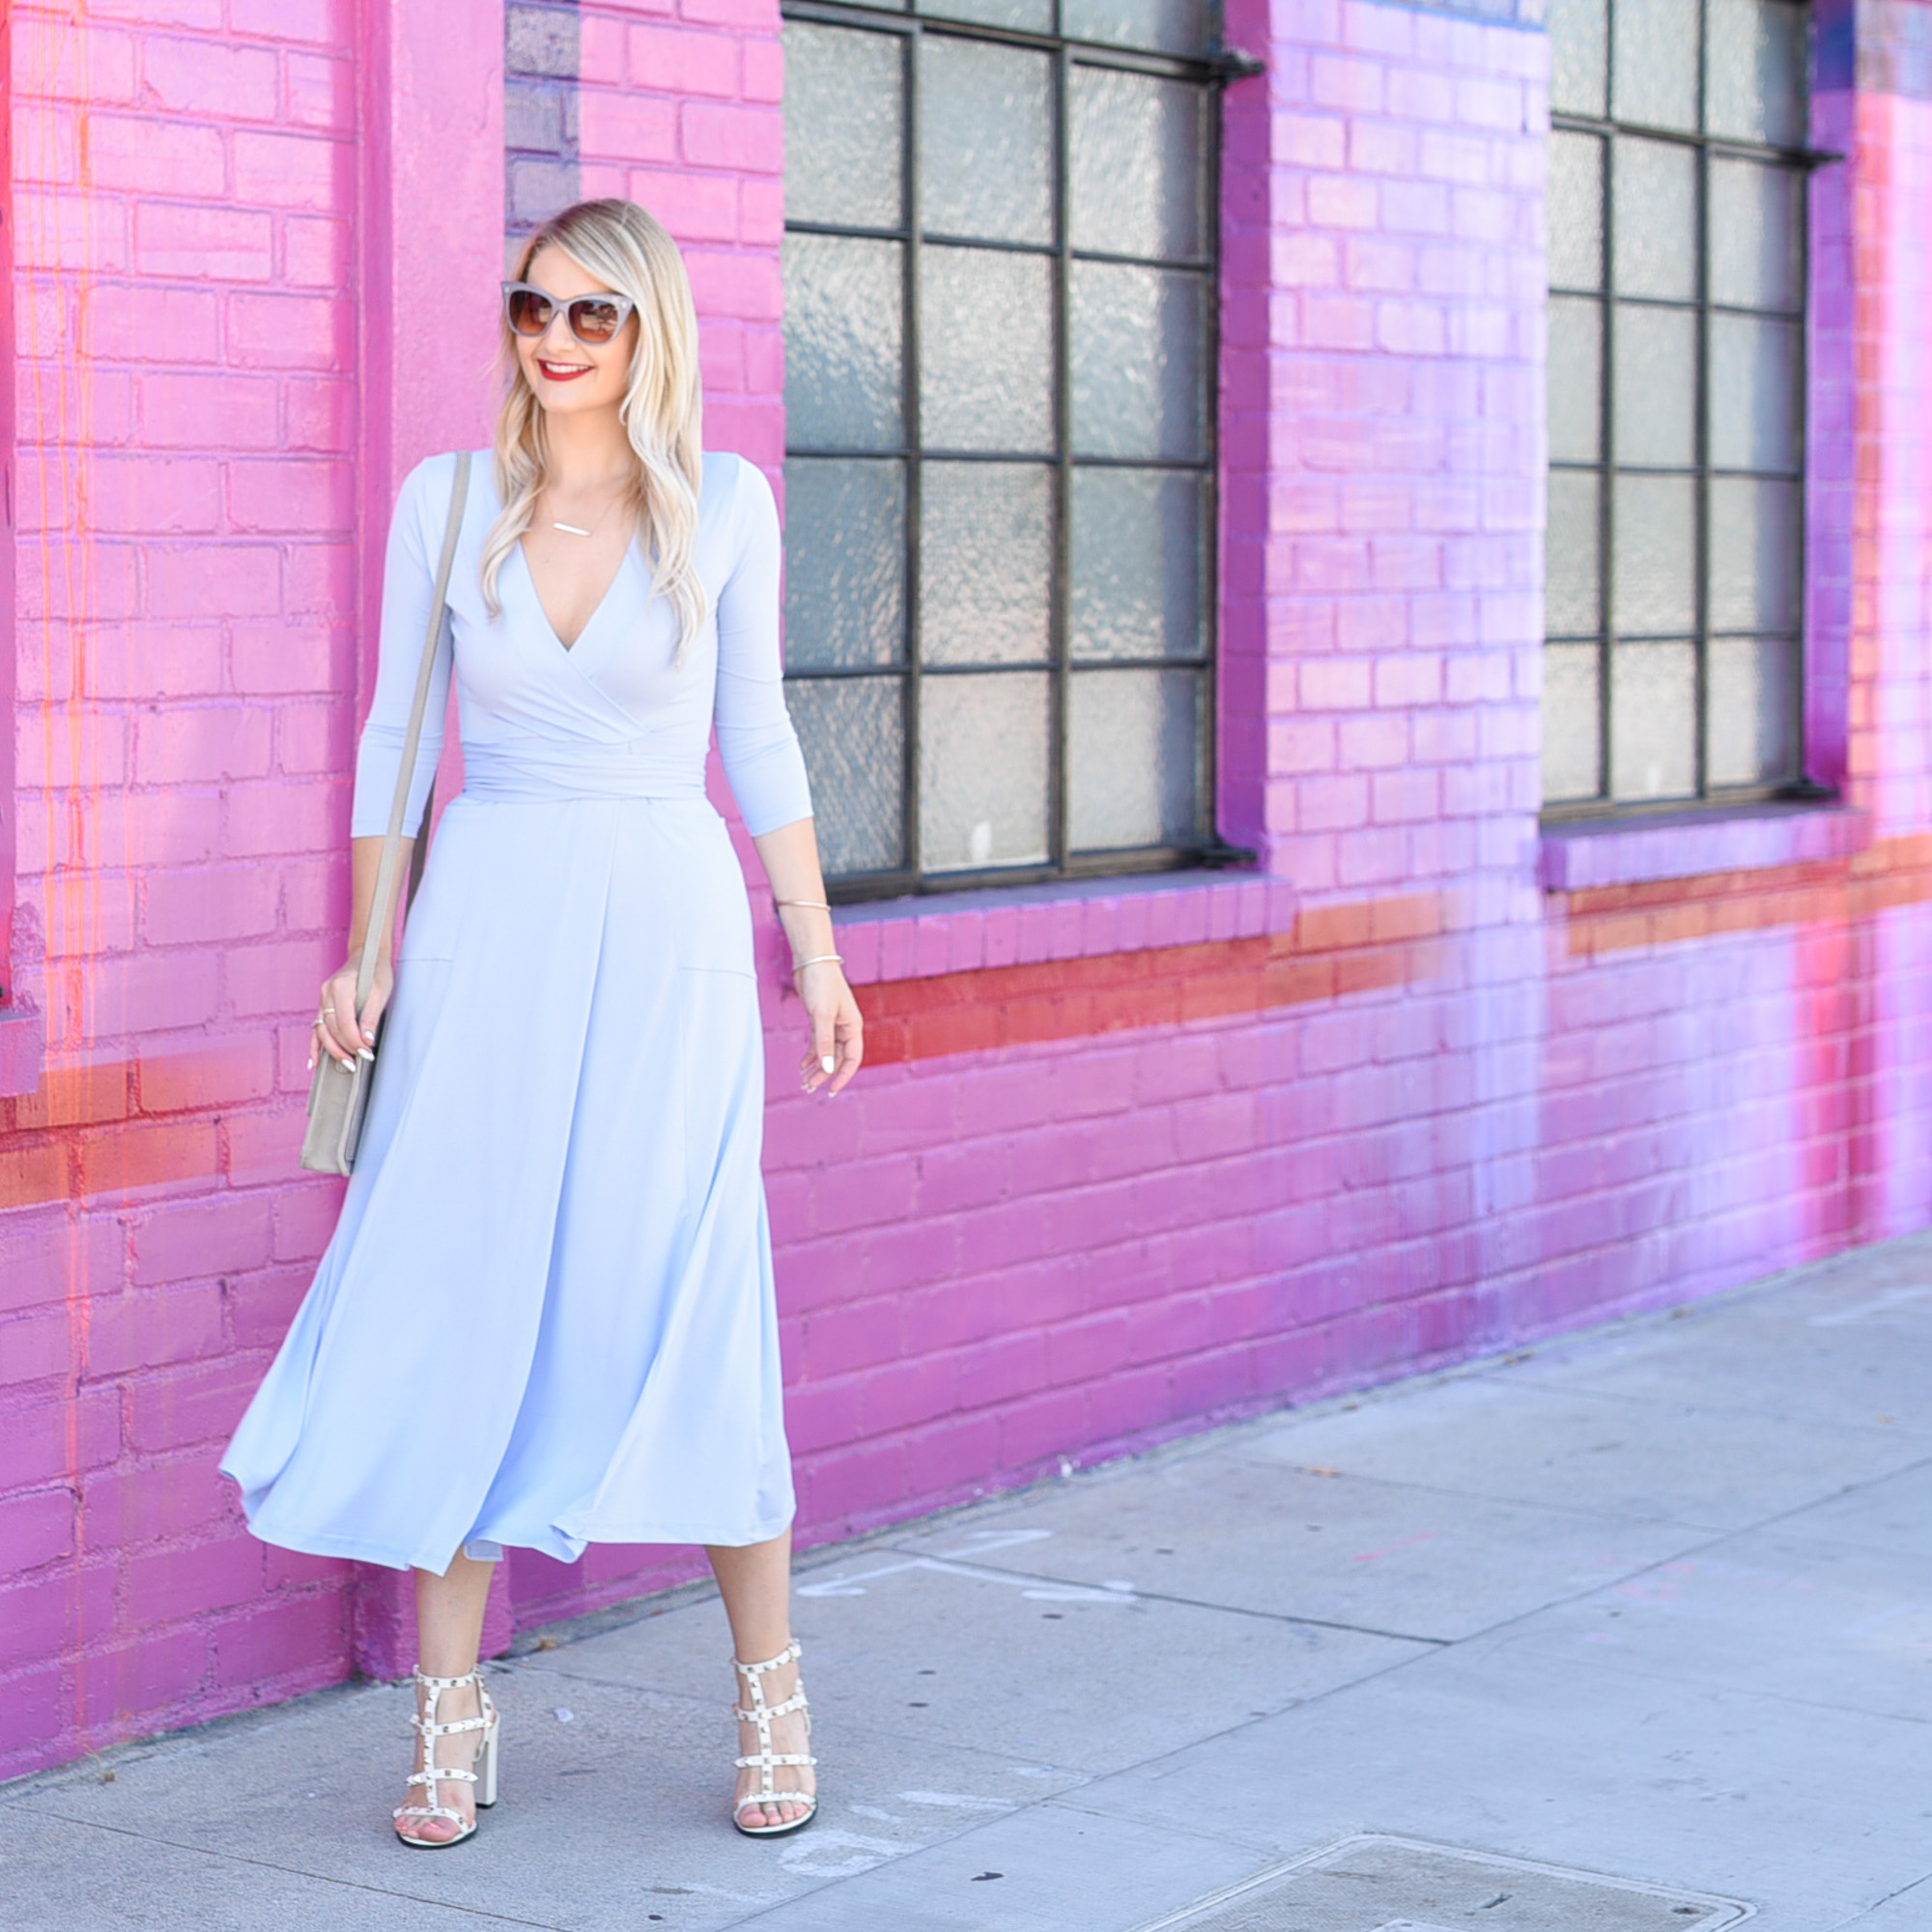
[783,459,906,669]
[1546,470,1603,638]
[1061,0,1203,58]
[1614,304,1697,469]
[1548,298,1604,464]
[1709,477,1801,632]
[1613,473,1696,634]
[1709,158,1804,312]
[783,23,903,230]
[1548,132,1605,294]
[919,671,1050,869]
[1611,640,1698,800]
[1706,0,1808,147]
[1070,67,1207,261]
[788,675,906,875]
[1612,0,1699,130]
[1612,139,1697,300]
[1068,668,1202,849]
[920,38,1053,247]
[783,235,904,451]
[1071,468,1206,661]
[1707,636,1799,786]
[1709,313,1801,473]
[1070,262,1208,460]
[920,462,1053,666]
[920,246,1054,453]
[1548,0,1607,117]
[1544,643,1604,802]
[919,0,1052,32]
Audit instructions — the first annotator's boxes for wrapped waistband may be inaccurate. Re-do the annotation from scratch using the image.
[459,739,708,805]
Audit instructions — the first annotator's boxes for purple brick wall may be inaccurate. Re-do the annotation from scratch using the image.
[5,0,1932,1783]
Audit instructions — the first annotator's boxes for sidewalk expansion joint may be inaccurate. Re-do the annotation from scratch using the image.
[11,1803,575,1931]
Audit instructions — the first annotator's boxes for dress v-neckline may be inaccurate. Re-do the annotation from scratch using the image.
[517,536,630,655]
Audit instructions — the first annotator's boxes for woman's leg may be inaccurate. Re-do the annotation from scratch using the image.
[708,1527,815,1829]
[397,1550,496,1844]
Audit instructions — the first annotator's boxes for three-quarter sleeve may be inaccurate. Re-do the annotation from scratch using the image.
[349,455,459,839]
[713,458,814,838]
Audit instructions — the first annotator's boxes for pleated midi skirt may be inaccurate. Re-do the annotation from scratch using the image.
[221,792,796,1571]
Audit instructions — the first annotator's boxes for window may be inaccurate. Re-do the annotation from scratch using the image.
[780,0,1221,896]
[1543,0,1811,811]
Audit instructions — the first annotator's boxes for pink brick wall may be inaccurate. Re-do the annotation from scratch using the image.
[4,0,367,1775]
[5,0,1932,1783]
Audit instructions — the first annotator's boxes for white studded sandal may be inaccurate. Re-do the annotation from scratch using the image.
[731,1638,817,1838]
[393,1666,499,1850]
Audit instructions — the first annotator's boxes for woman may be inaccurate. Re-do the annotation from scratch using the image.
[221,199,860,1849]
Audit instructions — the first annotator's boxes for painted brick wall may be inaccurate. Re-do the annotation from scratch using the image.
[2,0,365,1777]
[507,1,580,239]
[6,0,1932,1788]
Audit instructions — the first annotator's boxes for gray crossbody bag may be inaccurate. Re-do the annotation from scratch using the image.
[299,451,471,1177]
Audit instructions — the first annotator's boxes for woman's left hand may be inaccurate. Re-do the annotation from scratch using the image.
[796,959,863,1096]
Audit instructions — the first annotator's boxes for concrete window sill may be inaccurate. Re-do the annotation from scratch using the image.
[1538,803,1871,893]
[829,868,1296,987]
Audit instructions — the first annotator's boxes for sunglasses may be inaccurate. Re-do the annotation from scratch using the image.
[501,281,636,347]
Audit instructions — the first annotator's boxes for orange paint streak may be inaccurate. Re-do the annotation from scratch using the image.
[1554,837,1932,958]
[855,893,1445,1066]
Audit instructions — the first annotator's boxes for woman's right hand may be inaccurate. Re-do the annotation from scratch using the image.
[311,957,393,1070]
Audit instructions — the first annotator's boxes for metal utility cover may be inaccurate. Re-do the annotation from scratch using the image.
[1131,1835,1754,1932]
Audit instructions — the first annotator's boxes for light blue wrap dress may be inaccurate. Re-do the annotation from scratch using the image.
[222,450,811,1572]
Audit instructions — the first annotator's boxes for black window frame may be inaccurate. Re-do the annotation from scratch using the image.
[1542,0,1833,822]
[781,0,1243,900]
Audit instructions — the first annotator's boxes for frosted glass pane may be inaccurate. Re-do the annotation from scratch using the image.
[1544,643,1604,802]
[1070,262,1208,460]
[1709,313,1801,472]
[919,0,1052,32]
[1548,298,1604,464]
[1613,474,1696,635]
[1612,0,1699,130]
[920,39,1052,246]
[920,246,1053,453]
[1546,471,1603,638]
[920,462,1052,666]
[1613,140,1696,300]
[1548,0,1607,116]
[1068,668,1202,849]
[1709,158,1804,311]
[1614,304,1697,469]
[782,459,905,669]
[1707,636,1799,787]
[919,671,1049,870]
[1707,0,1807,147]
[1611,640,1698,801]
[783,235,903,451]
[1070,68,1208,261]
[1071,468,1206,661]
[1062,0,1204,57]
[1548,132,1605,292]
[786,675,905,876]
[1709,478,1801,632]
[783,24,903,230]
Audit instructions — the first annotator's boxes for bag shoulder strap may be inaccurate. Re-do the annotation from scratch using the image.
[354,450,470,1016]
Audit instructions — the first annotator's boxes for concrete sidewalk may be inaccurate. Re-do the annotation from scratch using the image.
[5,1236,1932,1931]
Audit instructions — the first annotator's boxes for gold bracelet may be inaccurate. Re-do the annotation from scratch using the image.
[792,952,842,972]
[776,899,832,912]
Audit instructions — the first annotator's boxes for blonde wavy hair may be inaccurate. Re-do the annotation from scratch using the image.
[481,199,708,658]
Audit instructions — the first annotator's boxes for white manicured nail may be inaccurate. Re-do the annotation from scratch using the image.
[358,1047,375,1062]
[821,1056,836,1074]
